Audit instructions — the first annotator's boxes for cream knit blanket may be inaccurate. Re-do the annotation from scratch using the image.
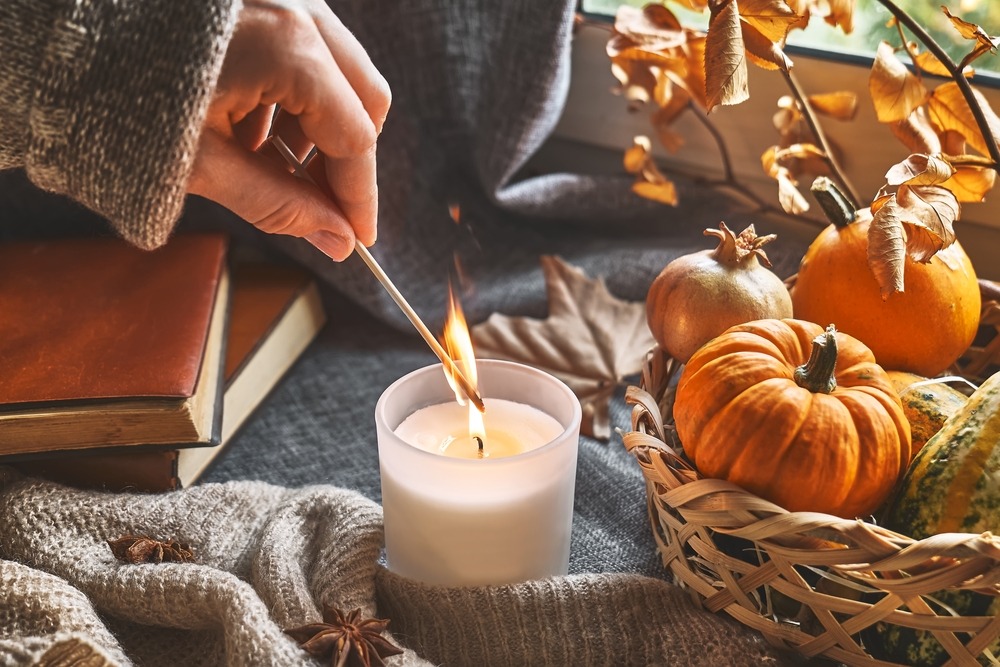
[0,469,794,666]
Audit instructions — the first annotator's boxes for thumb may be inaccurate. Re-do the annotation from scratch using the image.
[189,130,356,259]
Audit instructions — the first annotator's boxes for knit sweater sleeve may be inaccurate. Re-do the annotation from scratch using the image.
[0,0,242,249]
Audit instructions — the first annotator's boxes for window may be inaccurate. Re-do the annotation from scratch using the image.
[581,0,1000,78]
[547,1,1000,277]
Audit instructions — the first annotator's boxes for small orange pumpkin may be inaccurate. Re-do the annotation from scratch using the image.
[673,319,912,519]
[790,182,980,377]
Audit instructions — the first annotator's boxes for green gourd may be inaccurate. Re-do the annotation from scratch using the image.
[869,370,1000,666]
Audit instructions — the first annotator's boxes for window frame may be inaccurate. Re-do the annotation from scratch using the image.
[545,19,1000,278]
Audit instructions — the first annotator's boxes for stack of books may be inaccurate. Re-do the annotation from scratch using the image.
[0,233,326,491]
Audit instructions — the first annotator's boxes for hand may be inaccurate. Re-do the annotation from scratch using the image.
[187,0,390,260]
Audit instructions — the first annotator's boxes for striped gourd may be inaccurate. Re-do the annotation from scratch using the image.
[885,371,967,454]
[885,370,1000,538]
[870,370,1000,666]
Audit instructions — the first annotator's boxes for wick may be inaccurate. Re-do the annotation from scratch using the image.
[474,436,484,458]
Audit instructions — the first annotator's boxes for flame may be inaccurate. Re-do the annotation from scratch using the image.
[442,284,485,441]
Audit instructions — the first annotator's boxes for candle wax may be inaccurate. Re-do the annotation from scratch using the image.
[393,398,563,459]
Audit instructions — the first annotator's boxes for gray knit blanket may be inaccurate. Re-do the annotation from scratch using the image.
[0,0,807,664]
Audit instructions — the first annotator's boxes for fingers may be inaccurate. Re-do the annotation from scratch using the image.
[308,0,392,132]
[232,104,276,152]
[189,130,357,261]
[197,1,389,255]
[323,148,378,246]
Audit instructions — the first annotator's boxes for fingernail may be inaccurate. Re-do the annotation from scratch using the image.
[308,230,352,261]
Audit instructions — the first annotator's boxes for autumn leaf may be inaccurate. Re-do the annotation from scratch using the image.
[943,163,996,202]
[869,41,928,123]
[807,91,858,120]
[651,85,691,151]
[895,184,959,259]
[822,0,854,34]
[613,4,687,52]
[706,0,749,111]
[941,6,996,53]
[676,33,709,109]
[625,136,679,205]
[910,50,973,78]
[673,0,710,11]
[762,146,811,214]
[927,82,1000,158]
[890,107,943,154]
[742,19,792,71]
[775,170,810,213]
[471,256,656,440]
[762,143,828,214]
[868,197,909,296]
[869,185,958,296]
[610,56,657,106]
[884,153,955,186]
[737,0,802,43]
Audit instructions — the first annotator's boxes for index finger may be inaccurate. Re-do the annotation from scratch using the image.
[315,147,378,247]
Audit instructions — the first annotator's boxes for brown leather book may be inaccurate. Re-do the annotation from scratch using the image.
[13,260,326,491]
[0,233,229,455]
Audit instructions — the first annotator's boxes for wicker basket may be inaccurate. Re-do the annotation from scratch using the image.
[622,280,1000,667]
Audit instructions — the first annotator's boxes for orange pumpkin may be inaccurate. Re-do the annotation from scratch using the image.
[673,319,912,519]
[790,202,980,377]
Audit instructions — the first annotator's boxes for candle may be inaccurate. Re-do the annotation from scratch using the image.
[375,359,582,587]
[393,398,563,459]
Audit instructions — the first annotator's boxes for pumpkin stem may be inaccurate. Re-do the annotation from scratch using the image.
[811,177,857,229]
[705,221,777,268]
[794,324,839,394]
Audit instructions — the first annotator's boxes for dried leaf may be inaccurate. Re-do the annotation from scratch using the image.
[742,19,792,71]
[678,32,709,109]
[941,6,996,53]
[775,169,810,213]
[868,181,960,296]
[868,196,909,296]
[911,51,970,78]
[762,146,811,213]
[869,41,928,123]
[927,81,1000,158]
[613,5,687,52]
[884,153,955,186]
[674,0,711,12]
[633,179,680,205]
[651,84,690,152]
[624,136,652,173]
[943,164,996,202]
[706,0,749,111]
[807,91,858,120]
[895,183,959,259]
[653,123,685,153]
[890,107,943,154]
[624,135,680,205]
[822,0,854,34]
[776,142,829,173]
[471,256,656,440]
[737,0,802,43]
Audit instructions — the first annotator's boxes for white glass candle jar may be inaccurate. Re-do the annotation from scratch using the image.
[375,359,582,587]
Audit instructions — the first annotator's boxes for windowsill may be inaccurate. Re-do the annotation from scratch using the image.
[548,22,1000,280]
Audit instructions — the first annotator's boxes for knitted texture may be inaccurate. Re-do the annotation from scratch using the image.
[0,470,797,666]
[0,0,241,249]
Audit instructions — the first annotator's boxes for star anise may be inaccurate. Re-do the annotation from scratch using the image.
[285,606,404,667]
[107,535,194,564]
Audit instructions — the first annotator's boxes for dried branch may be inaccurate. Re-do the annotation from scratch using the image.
[780,68,863,210]
[877,0,1000,169]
